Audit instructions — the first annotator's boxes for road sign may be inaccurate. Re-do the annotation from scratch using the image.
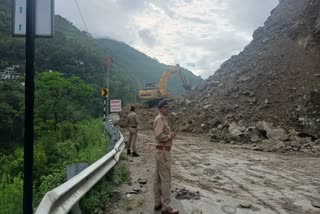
[104,56,112,66]
[101,88,109,97]
[12,0,54,37]
[110,100,122,112]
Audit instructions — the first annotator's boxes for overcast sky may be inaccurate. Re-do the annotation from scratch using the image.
[55,0,279,78]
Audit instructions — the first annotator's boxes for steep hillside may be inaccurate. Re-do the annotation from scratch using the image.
[174,0,320,137]
[97,38,202,95]
[0,0,201,100]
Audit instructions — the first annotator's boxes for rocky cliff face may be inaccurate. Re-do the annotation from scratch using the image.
[173,0,320,138]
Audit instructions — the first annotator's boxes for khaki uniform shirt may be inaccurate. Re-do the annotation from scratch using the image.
[153,113,172,147]
[127,111,139,128]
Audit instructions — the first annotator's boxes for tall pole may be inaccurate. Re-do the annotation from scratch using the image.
[23,0,36,213]
[107,65,109,118]
[135,83,137,103]
[103,97,106,125]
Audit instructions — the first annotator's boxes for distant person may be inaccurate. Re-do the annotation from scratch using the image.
[127,106,139,157]
[153,99,179,214]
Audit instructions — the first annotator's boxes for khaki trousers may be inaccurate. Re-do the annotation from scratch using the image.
[127,127,137,152]
[154,149,171,209]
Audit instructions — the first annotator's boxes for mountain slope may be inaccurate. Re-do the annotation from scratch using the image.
[97,38,202,95]
[175,0,320,136]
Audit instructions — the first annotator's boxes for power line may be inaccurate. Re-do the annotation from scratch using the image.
[74,0,89,32]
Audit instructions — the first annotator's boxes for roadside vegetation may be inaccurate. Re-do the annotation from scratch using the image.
[0,72,127,212]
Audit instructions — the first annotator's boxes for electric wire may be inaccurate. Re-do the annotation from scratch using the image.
[74,0,89,32]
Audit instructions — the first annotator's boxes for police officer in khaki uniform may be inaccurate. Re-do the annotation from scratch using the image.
[153,100,179,214]
[127,106,139,157]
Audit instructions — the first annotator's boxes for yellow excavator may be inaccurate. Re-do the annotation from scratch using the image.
[138,64,192,107]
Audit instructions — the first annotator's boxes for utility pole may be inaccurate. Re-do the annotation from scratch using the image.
[23,0,36,213]
[103,96,106,124]
[104,56,112,120]
[135,83,137,103]
[107,64,109,117]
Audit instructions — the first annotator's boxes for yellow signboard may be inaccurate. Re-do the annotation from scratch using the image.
[101,88,109,97]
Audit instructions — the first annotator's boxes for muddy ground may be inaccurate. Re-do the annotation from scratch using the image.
[106,131,320,214]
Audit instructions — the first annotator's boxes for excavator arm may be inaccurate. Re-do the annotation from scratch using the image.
[158,64,192,96]
[159,70,175,97]
[178,69,192,91]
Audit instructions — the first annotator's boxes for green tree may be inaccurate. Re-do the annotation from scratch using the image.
[35,71,95,131]
[0,81,24,144]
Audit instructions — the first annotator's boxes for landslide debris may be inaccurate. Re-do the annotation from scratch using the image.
[167,0,320,154]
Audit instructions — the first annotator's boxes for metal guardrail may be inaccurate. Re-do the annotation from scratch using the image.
[35,120,125,214]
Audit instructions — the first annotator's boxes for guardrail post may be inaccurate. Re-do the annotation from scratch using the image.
[67,163,88,214]
[106,124,119,181]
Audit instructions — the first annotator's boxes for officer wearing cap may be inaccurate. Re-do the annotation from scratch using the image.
[153,99,179,214]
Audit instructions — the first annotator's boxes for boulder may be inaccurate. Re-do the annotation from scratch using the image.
[256,121,288,141]
[250,135,261,143]
[267,128,288,141]
[228,122,243,136]
[203,104,213,109]
[256,121,272,133]
[181,123,193,132]
[229,135,241,142]
[288,129,299,141]
[208,118,223,128]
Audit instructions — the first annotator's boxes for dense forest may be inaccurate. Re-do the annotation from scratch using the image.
[0,72,115,212]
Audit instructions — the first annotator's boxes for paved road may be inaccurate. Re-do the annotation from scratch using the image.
[106,131,320,214]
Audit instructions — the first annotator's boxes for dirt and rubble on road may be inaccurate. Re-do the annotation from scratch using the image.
[105,131,320,214]
[119,103,320,156]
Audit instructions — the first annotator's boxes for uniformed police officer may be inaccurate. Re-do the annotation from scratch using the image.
[153,99,179,214]
[127,106,139,157]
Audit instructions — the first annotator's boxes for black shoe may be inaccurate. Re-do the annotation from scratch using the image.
[161,208,179,214]
[127,149,131,155]
[154,204,162,210]
[132,152,140,157]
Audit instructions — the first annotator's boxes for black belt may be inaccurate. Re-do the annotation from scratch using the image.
[130,126,137,128]
[156,145,171,151]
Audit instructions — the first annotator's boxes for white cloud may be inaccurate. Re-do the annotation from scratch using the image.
[55,0,279,78]
[138,29,157,47]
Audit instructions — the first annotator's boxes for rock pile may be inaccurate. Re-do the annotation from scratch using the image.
[169,0,320,150]
[208,120,320,155]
